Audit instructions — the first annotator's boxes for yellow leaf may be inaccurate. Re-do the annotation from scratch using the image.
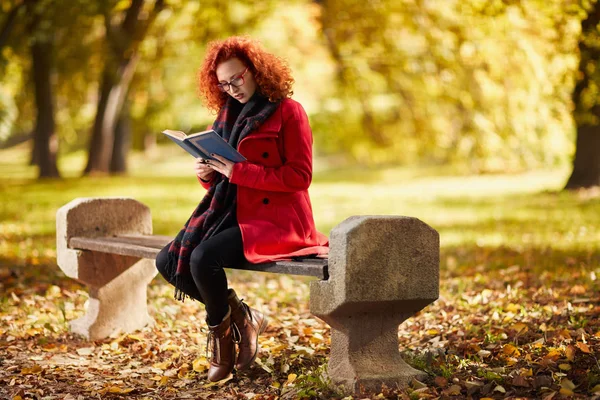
[202,375,233,388]
[558,329,572,340]
[520,368,533,377]
[559,364,571,371]
[546,348,561,359]
[26,328,40,336]
[42,344,58,352]
[591,384,600,394]
[153,361,171,370]
[561,378,576,390]
[576,342,591,354]
[192,357,208,372]
[427,329,440,335]
[566,345,576,361]
[286,373,297,385]
[559,388,574,396]
[13,396,23,400]
[512,323,528,333]
[505,303,520,312]
[107,386,134,394]
[178,363,190,378]
[502,344,520,357]
[127,334,143,341]
[159,376,169,386]
[21,364,42,375]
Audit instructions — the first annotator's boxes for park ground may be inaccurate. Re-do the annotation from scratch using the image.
[1,145,599,399]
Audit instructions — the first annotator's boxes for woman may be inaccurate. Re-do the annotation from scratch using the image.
[155,36,329,382]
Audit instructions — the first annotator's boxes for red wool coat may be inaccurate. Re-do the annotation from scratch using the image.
[199,98,329,263]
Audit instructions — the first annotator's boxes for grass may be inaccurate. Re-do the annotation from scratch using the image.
[2,144,598,255]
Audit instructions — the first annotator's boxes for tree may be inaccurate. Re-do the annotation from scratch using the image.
[1,0,61,178]
[315,0,580,169]
[565,1,600,189]
[84,0,165,175]
[29,4,60,178]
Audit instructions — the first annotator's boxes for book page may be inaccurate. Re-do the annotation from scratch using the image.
[162,130,186,140]
[185,129,214,139]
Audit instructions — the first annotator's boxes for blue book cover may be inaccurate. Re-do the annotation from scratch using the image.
[162,129,246,162]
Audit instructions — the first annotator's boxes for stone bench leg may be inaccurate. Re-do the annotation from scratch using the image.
[310,216,439,393]
[56,198,158,340]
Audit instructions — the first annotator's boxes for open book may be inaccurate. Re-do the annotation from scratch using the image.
[162,129,246,162]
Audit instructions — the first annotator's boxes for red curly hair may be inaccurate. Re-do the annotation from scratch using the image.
[197,36,294,113]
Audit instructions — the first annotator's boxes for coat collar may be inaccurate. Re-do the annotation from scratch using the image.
[253,102,282,134]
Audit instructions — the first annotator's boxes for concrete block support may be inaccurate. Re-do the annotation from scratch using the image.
[56,198,158,340]
[310,216,439,393]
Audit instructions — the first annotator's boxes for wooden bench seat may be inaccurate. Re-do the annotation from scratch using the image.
[69,234,328,279]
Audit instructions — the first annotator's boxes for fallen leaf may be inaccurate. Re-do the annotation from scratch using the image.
[559,388,574,396]
[569,285,586,295]
[286,373,297,385]
[560,378,576,391]
[153,361,171,370]
[192,356,208,372]
[558,363,571,371]
[576,342,591,353]
[434,376,448,388]
[411,378,427,389]
[21,364,42,375]
[478,350,491,358]
[494,385,506,393]
[105,386,134,394]
[76,347,94,356]
[512,322,528,333]
[512,375,529,387]
[502,344,520,357]
[442,384,462,395]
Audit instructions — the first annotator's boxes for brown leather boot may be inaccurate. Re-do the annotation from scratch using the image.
[228,289,268,370]
[206,308,236,382]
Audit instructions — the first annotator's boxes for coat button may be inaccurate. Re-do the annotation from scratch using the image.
[262,152,269,158]
[262,198,269,205]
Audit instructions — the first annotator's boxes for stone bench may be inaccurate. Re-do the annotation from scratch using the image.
[56,197,439,392]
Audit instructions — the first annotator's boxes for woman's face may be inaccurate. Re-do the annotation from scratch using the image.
[215,57,257,104]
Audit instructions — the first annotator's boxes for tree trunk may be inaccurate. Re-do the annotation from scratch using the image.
[31,36,60,178]
[0,1,29,51]
[84,56,139,175]
[565,126,600,189]
[110,100,132,174]
[565,2,600,189]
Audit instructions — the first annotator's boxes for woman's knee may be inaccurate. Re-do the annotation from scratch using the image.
[189,245,221,276]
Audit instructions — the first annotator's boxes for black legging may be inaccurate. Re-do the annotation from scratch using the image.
[155,225,245,325]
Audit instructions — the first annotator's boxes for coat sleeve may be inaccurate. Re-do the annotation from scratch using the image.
[229,101,312,192]
[197,173,216,190]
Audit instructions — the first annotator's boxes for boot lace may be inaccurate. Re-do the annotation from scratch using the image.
[206,330,219,362]
[206,325,240,361]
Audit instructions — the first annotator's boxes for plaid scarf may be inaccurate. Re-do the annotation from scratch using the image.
[165,93,280,301]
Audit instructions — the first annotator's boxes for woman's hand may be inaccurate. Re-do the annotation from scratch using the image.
[194,158,215,181]
[205,154,235,179]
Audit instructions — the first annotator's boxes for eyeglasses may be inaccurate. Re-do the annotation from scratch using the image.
[217,68,249,92]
